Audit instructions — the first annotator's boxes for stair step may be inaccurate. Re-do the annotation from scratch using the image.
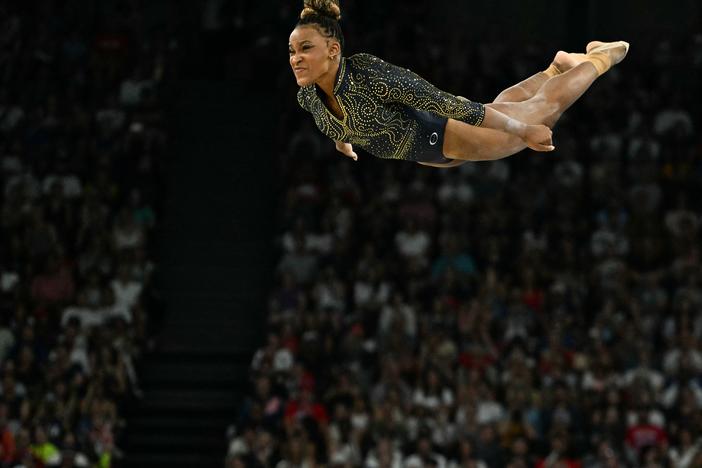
[145,388,239,399]
[159,239,269,252]
[126,433,224,452]
[140,389,240,412]
[160,291,263,301]
[156,331,260,353]
[163,321,262,332]
[161,317,261,328]
[139,362,249,389]
[141,361,249,374]
[156,277,267,295]
[121,452,223,468]
[128,415,231,435]
[161,301,265,317]
[140,377,243,391]
[124,78,274,463]
[145,348,253,363]
[127,404,239,419]
[153,343,255,358]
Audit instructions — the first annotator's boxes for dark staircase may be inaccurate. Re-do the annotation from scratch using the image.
[121,81,274,467]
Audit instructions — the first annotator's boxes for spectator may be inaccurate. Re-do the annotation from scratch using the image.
[624,410,668,459]
[395,220,431,265]
[277,239,319,285]
[30,254,75,306]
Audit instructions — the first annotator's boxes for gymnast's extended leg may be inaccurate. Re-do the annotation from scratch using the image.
[420,51,589,168]
[441,41,628,162]
[492,51,588,103]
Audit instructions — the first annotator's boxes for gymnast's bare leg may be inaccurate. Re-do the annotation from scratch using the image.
[422,41,628,167]
[492,50,590,103]
[418,51,587,168]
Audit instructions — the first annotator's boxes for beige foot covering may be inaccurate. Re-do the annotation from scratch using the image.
[585,41,630,76]
[543,63,562,78]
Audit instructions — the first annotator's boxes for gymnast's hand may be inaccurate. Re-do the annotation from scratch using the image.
[523,124,555,152]
[335,140,358,161]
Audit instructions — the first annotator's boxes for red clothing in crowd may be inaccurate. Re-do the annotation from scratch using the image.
[536,458,581,468]
[30,267,75,304]
[522,288,545,312]
[1,427,16,464]
[625,423,668,451]
[284,399,329,426]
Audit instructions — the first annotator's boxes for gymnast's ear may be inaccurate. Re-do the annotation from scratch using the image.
[328,39,341,57]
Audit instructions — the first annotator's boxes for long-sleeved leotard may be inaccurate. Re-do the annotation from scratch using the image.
[297,53,485,162]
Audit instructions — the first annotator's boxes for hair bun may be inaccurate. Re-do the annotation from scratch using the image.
[300,0,341,21]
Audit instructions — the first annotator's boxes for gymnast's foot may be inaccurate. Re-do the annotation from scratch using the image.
[553,51,590,73]
[585,40,630,70]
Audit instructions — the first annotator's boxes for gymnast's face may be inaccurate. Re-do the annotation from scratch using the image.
[289,26,341,87]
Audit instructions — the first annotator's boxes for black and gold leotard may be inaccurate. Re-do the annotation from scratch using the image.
[297,53,485,162]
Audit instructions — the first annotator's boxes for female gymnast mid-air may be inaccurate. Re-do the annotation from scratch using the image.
[290,0,629,168]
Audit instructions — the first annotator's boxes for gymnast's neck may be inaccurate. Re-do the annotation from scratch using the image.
[315,59,341,98]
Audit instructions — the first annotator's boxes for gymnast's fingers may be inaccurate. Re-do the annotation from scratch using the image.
[528,141,556,152]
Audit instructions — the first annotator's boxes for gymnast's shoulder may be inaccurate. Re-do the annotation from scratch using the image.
[347,52,385,68]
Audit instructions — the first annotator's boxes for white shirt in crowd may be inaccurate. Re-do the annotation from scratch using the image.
[353,280,391,308]
[437,175,474,205]
[110,278,143,310]
[62,304,132,330]
[120,78,153,107]
[4,172,41,198]
[313,280,344,312]
[663,348,702,375]
[42,174,83,198]
[405,453,447,468]
[395,230,430,259]
[113,225,145,250]
[364,448,403,468]
[654,107,694,136]
[475,399,506,425]
[412,388,454,411]
[379,302,416,338]
[668,439,702,468]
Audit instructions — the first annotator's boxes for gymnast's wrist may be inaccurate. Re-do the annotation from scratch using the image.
[505,118,527,138]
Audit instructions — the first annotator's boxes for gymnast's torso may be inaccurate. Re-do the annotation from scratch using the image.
[297,53,485,162]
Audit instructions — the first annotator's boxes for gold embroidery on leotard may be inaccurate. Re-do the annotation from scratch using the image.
[297,54,485,161]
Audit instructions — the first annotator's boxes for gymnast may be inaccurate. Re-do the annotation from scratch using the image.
[290,0,629,168]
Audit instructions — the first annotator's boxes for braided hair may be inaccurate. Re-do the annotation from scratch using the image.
[297,0,345,52]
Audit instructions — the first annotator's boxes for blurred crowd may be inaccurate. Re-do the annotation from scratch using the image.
[226,6,702,468]
[0,1,167,466]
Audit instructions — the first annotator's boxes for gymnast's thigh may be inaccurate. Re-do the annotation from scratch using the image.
[442,117,526,162]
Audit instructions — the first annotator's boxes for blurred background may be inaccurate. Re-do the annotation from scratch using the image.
[0,0,700,467]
